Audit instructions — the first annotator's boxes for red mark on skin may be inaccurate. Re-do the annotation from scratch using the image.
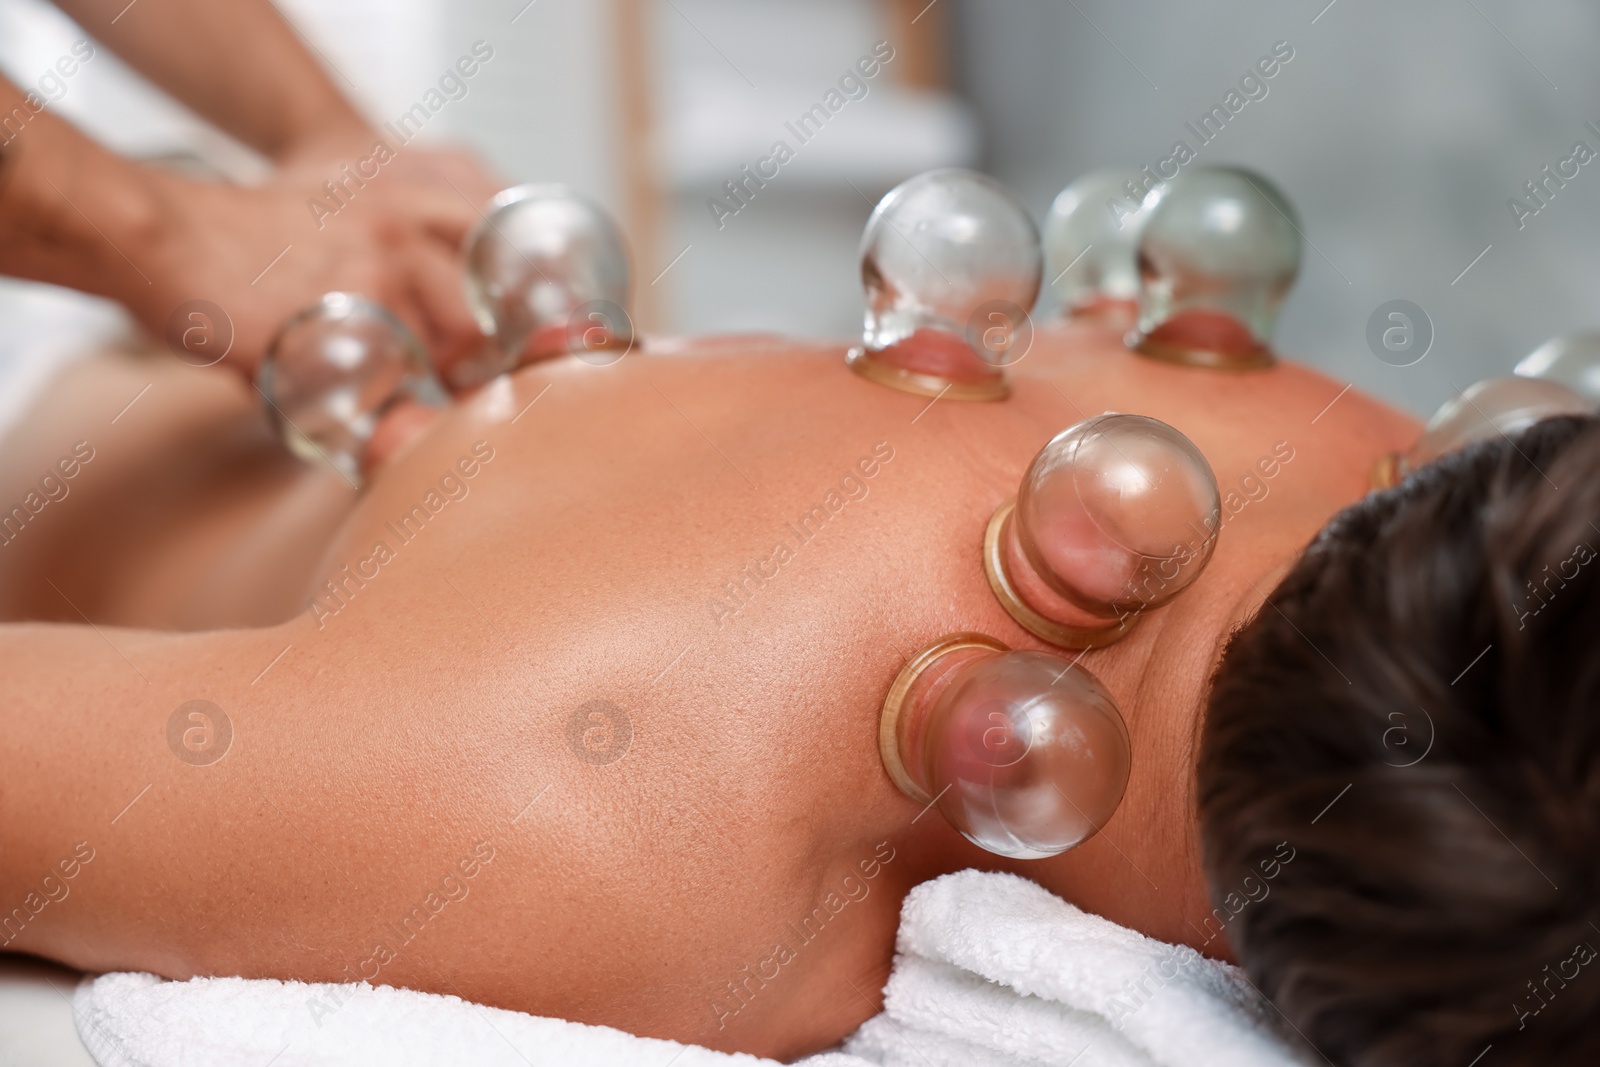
[363,400,441,478]
[871,328,1004,385]
[1141,308,1267,363]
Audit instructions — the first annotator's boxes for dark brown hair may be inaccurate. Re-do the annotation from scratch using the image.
[1198,415,1600,1066]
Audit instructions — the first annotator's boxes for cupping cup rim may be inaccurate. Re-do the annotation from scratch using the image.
[877,632,1134,858]
[460,183,636,368]
[1129,165,1302,369]
[257,291,443,487]
[852,169,1042,402]
[993,413,1221,645]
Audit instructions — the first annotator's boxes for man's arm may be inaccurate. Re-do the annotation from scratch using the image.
[0,620,252,968]
[0,614,526,1019]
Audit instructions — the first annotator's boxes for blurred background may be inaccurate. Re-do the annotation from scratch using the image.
[2,0,1597,416]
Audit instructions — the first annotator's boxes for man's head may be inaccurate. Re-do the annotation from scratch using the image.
[1198,415,1600,1065]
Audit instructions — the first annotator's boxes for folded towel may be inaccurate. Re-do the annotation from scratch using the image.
[843,869,1315,1067]
[73,870,1312,1067]
[72,971,875,1067]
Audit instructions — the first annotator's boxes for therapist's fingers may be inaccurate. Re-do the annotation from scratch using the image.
[337,155,503,250]
[380,146,506,238]
[402,238,486,385]
[382,182,486,249]
[134,149,502,384]
[277,154,486,254]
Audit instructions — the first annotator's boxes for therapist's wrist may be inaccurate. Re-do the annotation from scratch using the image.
[116,166,280,378]
[270,112,379,169]
[0,126,163,305]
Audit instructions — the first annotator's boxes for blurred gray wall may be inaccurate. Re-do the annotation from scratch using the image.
[953,0,1600,416]
[648,0,976,340]
[7,0,1600,420]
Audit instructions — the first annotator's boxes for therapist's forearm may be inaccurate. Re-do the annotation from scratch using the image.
[50,0,369,160]
[0,71,162,303]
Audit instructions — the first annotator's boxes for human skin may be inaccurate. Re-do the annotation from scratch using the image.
[0,0,498,377]
[0,323,1417,1059]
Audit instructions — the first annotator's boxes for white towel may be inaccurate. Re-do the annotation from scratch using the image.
[73,871,1312,1067]
[843,870,1315,1067]
[71,972,874,1067]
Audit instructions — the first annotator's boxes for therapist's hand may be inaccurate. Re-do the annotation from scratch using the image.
[130,133,502,384]
[1,0,513,386]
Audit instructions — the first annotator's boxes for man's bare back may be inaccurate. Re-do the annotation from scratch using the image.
[0,325,1415,1058]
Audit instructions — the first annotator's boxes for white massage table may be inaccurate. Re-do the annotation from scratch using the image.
[0,957,95,1065]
